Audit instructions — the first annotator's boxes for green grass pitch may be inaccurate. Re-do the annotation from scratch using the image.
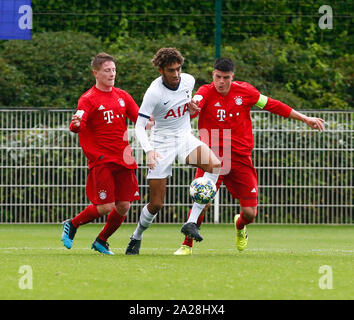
[0,224,353,300]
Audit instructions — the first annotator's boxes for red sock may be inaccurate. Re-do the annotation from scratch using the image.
[71,204,100,228]
[182,209,205,247]
[236,211,254,230]
[97,209,126,242]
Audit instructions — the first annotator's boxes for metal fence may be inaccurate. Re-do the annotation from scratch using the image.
[0,108,353,224]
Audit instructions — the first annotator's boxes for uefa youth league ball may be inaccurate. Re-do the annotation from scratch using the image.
[190,177,217,204]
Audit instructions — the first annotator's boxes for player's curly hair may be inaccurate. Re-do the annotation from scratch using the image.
[91,52,115,70]
[152,48,184,69]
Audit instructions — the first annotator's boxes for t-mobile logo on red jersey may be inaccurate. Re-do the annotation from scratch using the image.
[103,110,114,124]
[217,109,226,121]
[164,104,189,119]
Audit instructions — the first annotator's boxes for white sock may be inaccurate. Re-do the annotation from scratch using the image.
[187,171,219,224]
[203,171,219,184]
[132,204,157,240]
[187,202,206,224]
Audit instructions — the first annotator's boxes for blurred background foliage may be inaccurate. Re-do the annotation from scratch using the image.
[0,0,352,109]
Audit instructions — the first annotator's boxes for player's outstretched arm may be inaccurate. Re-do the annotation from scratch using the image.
[289,109,325,132]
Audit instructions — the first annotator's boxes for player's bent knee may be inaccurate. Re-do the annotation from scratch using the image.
[242,207,258,221]
[115,201,131,216]
[148,202,163,214]
[97,202,116,216]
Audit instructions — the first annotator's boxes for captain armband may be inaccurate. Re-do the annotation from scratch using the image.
[255,94,268,109]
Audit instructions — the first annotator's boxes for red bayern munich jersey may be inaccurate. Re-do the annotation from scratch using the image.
[194,81,293,156]
[69,85,139,169]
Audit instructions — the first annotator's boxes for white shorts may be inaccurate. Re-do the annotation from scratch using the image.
[147,133,205,179]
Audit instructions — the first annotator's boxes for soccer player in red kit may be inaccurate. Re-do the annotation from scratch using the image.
[61,52,149,255]
[174,58,325,255]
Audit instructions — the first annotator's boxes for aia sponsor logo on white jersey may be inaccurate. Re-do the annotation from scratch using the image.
[164,103,189,119]
[139,73,195,137]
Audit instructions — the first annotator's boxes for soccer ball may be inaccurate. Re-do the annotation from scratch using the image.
[190,177,217,204]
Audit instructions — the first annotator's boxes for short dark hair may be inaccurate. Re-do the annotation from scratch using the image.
[214,58,234,72]
[91,52,115,70]
[152,48,184,69]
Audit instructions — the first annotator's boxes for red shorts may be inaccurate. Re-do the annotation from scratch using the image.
[195,154,258,207]
[86,163,140,205]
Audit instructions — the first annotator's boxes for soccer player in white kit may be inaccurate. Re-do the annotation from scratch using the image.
[126,48,221,255]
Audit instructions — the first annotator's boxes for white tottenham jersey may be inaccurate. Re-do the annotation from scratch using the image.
[138,73,195,138]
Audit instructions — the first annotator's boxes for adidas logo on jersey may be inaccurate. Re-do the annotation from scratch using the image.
[98,105,105,110]
[214,102,221,107]
[251,188,257,193]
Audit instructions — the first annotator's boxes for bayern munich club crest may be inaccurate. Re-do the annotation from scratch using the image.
[235,96,243,105]
[118,98,125,107]
[98,190,107,200]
